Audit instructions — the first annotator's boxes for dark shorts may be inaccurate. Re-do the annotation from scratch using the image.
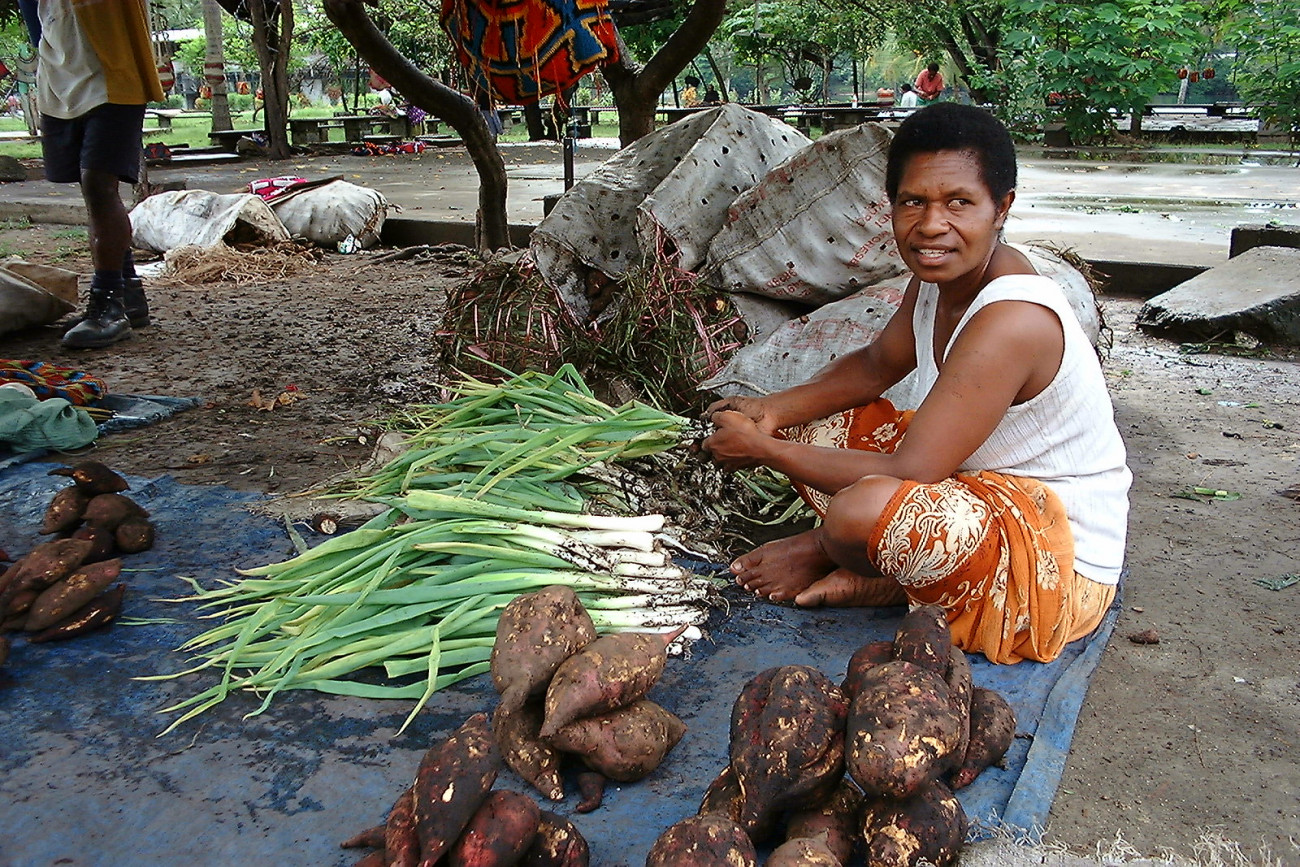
[41,103,146,184]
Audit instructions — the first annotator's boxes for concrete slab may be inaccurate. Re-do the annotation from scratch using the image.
[1136,246,1300,343]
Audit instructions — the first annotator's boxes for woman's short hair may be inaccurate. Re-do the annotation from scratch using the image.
[926,62,941,74]
[885,103,1017,202]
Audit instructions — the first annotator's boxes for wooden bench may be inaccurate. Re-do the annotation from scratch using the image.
[145,109,185,131]
[209,128,265,151]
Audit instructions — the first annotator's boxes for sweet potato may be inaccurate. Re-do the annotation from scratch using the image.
[645,814,757,867]
[540,630,676,738]
[385,787,420,867]
[0,635,9,667]
[25,558,122,632]
[411,712,502,867]
[892,604,952,675]
[494,699,565,801]
[766,832,842,867]
[447,789,541,867]
[574,772,605,813]
[858,779,968,867]
[943,643,973,777]
[340,824,387,849]
[839,640,894,703]
[784,778,863,866]
[546,699,686,782]
[41,486,90,535]
[0,538,94,615]
[729,665,848,831]
[28,583,125,643]
[49,460,130,495]
[72,524,116,563]
[949,687,1016,790]
[697,763,778,845]
[0,560,20,598]
[491,585,596,713]
[521,811,589,867]
[114,518,156,554]
[846,661,963,800]
[81,493,149,533]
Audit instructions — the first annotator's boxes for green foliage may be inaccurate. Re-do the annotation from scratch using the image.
[1226,0,1300,144]
[1001,0,1228,141]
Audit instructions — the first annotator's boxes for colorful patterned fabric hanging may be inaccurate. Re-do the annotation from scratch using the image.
[439,0,619,105]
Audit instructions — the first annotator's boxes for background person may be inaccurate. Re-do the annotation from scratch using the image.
[914,62,945,102]
[897,82,920,108]
[701,103,1131,665]
[21,0,163,348]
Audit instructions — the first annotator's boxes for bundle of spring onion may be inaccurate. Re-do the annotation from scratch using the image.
[146,366,730,733]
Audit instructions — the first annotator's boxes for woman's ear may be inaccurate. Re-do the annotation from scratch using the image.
[995,190,1016,228]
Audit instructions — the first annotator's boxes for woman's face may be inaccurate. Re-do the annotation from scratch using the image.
[890,149,1014,292]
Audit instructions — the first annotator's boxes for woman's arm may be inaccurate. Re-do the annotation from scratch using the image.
[706,299,1064,493]
[707,279,922,435]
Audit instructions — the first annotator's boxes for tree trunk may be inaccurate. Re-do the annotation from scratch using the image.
[248,0,293,159]
[202,0,233,132]
[323,0,510,251]
[601,0,727,146]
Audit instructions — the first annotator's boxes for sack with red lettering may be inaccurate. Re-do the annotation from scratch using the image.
[702,123,905,305]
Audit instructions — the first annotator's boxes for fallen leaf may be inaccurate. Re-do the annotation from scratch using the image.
[1127,629,1160,645]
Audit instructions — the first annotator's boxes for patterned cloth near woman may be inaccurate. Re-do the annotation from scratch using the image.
[783,398,1115,664]
[0,360,107,406]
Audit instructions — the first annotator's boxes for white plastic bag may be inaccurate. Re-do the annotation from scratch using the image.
[130,190,289,253]
[270,180,388,248]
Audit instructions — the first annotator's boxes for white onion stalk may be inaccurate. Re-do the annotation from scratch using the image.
[569,529,657,552]
[404,490,666,532]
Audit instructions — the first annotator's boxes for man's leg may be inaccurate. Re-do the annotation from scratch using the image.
[61,104,148,348]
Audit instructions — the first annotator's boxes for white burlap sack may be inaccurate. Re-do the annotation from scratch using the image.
[703,122,906,305]
[531,104,810,318]
[270,180,388,248]
[0,260,78,335]
[131,190,289,253]
[703,245,1101,406]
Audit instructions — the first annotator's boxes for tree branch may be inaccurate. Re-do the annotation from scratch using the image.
[637,0,727,100]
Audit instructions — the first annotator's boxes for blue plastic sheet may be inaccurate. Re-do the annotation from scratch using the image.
[0,462,1117,866]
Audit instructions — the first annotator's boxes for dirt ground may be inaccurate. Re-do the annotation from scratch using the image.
[3,222,1298,864]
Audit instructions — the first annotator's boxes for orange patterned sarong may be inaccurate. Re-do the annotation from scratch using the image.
[783,400,1115,664]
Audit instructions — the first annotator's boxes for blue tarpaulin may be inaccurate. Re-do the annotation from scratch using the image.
[0,462,1117,866]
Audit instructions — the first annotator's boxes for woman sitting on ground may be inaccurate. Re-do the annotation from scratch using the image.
[701,103,1131,664]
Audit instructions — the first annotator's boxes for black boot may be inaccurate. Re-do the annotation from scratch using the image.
[64,277,149,329]
[62,283,133,349]
[122,276,151,327]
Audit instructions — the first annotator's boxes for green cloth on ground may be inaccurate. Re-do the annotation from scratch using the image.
[0,387,97,452]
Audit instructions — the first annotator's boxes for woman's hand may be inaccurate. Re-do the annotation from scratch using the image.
[705,395,781,436]
[701,410,778,470]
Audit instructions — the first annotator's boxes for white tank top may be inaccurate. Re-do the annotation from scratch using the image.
[911,273,1131,584]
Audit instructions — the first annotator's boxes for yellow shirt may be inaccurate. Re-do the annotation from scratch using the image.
[36,0,163,118]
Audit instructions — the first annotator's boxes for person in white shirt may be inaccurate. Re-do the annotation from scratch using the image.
[897,83,920,108]
[701,103,1131,664]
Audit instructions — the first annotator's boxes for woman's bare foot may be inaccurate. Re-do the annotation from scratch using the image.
[731,529,836,602]
[794,568,909,608]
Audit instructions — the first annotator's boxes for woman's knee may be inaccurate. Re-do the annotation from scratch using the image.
[822,475,904,557]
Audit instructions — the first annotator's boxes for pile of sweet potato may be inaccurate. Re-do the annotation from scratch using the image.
[339,712,591,867]
[489,586,687,803]
[0,462,153,653]
[647,605,1016,867]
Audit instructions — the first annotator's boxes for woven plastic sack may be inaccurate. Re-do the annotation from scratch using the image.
[703,122,906,305]
[131,190,289,253]
[702,245,1100,406]
[0,260,78,335]
[270,180,388,248]
[531,104,811,318]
